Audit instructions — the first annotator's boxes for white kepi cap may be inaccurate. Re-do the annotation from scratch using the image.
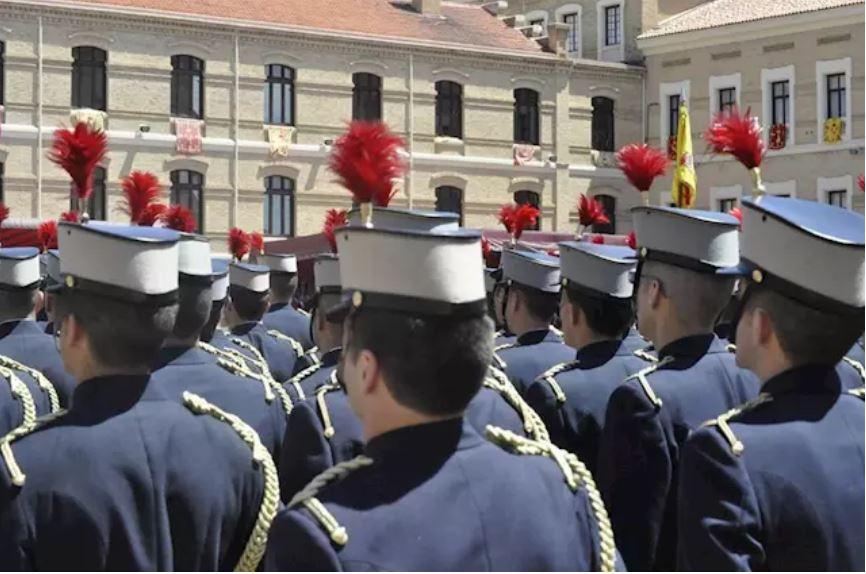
[210,257,230,302]
[260,253,298,274]
[0,247,41,289]
[347,206,460,232]
[501,249,561,293]
[314,254,341,294]
[44,249,62,287]
[559,242,636,299]
[177,233,212,284]
[229,262,270,293]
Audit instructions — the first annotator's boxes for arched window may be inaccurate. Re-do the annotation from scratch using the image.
[352,73,382,121]
[591,96,615,152]
[513,189,541,231]
[264,175,295,236]
[593,194,616,234]
[434,186,463,225]
[435,81,463,139]
[70,166,106,220]
[514,88,540,145]
[171,55,204,119]
[170,169,204,231]
[72,46,107,111]
[264,64,295,126]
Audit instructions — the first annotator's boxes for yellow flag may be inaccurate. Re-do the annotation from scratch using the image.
[671,101,697,208]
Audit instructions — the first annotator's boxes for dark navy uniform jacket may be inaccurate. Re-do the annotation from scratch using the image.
[229,321,300,382]
[0,319,76,407]
[493,328,573,396]
[148,346,288,462]
[0,375,266,571]
[678,364,864,571]
[267,418,612,571]
[848,337,865,365]
[525,339,647,475]
[263,303,313,350]
[597,333,761,571]
[285,347,339,403]
[278,382,531,503]
[493,330,516,348]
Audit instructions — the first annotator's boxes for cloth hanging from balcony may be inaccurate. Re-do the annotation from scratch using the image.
[769,124,788,150]
[513,144,538,166]
[69,108,107,132]
[267,126,295,158]
[824,118,844,144]
[173,118,204,155]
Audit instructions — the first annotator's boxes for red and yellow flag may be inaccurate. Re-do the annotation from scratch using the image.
[671,101,697,208]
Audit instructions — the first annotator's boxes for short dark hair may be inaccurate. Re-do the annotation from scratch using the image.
[270,273,298,302]
[344,309,493,416]
[54,290,177,369]
[229,285,269,321]
[512,283,559,324]
[746,287,861,366]
[0,286,38,321]
[564,287,634,339]
[173,281,211,340]
[200,299,224,343]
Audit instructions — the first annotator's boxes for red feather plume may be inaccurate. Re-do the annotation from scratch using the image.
[138,203,167,226]
[626,231,637,250]
[704,107,765,170]
[511,204,539,241]
[329,122,405,207]
[37,220,58,252]
[577,195,610,227]
[591,234,605,245]
[498,204,517,234]
[60,210,80,223]
[323,209,349,253]
[858,174,864,192]
[0,203,9,227]
[616,143,669,193]
[228,227,251,261]
[481,237,491,260]
[119,171,162,224]
[161,204,197,233]
[47,122,108,200]
[250,231,264,255]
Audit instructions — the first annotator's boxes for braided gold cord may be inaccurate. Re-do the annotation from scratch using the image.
[842,356,865,382]
[485,425,616,573]
[199,342,275,403]
[212,342,294,417]
[182,391,280,572]
[0,356,61,413]
[485,367,550,443]
[265,330,305,358]
[315,383,339,439]
[0,366,47,486]
[230,338,274,380]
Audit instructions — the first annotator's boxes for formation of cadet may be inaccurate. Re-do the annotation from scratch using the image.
[0,126,860,572]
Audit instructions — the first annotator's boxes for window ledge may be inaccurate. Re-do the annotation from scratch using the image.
[590,150,617,168]
[69,108,108,132]
[434,136,465,155]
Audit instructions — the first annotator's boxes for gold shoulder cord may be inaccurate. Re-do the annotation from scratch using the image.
[182,391,279,572]
[0,356,60,414]
[848,387,866,400]
[287,454,374,547]
[534,361,580,405]
[623,355,674,410]
[549,326,564,338]
[842,357,865,383]
[230,338,274,379]
[633,347,658,364]
[725,343,737,353]
[485,426,616,573]
[486,367,550,443]
[702,393,773,456]
[286,362,325,401]
[265,330,305,358]
[314,381,342,439]
[491,342,517,370]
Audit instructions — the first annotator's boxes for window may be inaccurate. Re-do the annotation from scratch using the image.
[827,73,846,119]
[513,88,539,145]
[71,46,107,111]
[562,12,580,55]
[70,166,106,220]
[352,73,382,122]
[171,55,204,119]
[604,5,621,46]
[593,194,615,234]
[529,18,545,27]
[668,94,681,139]
[770,81,789,126]
[435,186,463,224]
[718,87,736,113]
[435,81,463,139]
[264,175,295,236]
[0,42,5,106]
[591,96,615,152]
[264,64,295,126]
[513,190,540,230]
[827,190,846,207]
[170,169,204,231]
[718,197,737,213]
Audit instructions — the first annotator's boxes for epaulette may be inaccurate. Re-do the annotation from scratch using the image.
[305,347,321,365]
[535,360,580,405]
[550,325,564,338]
[297,308,311,317]
[182,391,279,571]
[702,393,773,456]
[0,408,67,487]
[0,356,60,413]
[492,342,517,370]
[848,386,865,400]
[484,426,615,573]
[266,330,305,357]
[485,366,549,442]
[726,343,737,353]
[624,356,675,410]
[285,362,324,401]
[842,356,865,382]
[315,381,342,439]
[633,346,658,363]
[287,454,374,547]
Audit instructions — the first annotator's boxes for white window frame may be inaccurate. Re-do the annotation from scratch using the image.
[816,57,852,144]
[709,73,741,115]
[709,185,742,212]
[764,180,797,198]
[555,4,582,59]
[761,65,795,148]
[525,10,549,33]
[596,0,624,62]
[817,175,853,209]
[659,80,690,144]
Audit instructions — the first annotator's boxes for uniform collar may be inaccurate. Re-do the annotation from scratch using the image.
[0,319,44,339]
[268,302,290,313]
[320,347,342,367]
[364,417,480,462]
[657,333,721,361]
[154,346,210,369]
[762,364,841,396]
[517,327,559,346]
[71,374,150,419]
[230,322,262,336]
[577,339,626,369]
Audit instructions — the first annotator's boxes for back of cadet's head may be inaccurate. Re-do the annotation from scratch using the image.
[173,282,212,340]
[228,285,269,322]
[644,260,734,331]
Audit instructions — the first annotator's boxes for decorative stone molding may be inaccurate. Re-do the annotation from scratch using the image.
[590,150,617,168]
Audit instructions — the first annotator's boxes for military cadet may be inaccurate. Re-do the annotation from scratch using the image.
[261,252,313,349]
[678,195,865,571]
[200,256,231,345]
[147,233,289,462]
[39,250,61,335]
[0,247,74,406]
[0,222,275,570]
[266,220,619,572]
[492,249,573,395]
[487,267,517,346]
[596,206,761,571]
[222,261,302,381]
[525,242,647,474]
